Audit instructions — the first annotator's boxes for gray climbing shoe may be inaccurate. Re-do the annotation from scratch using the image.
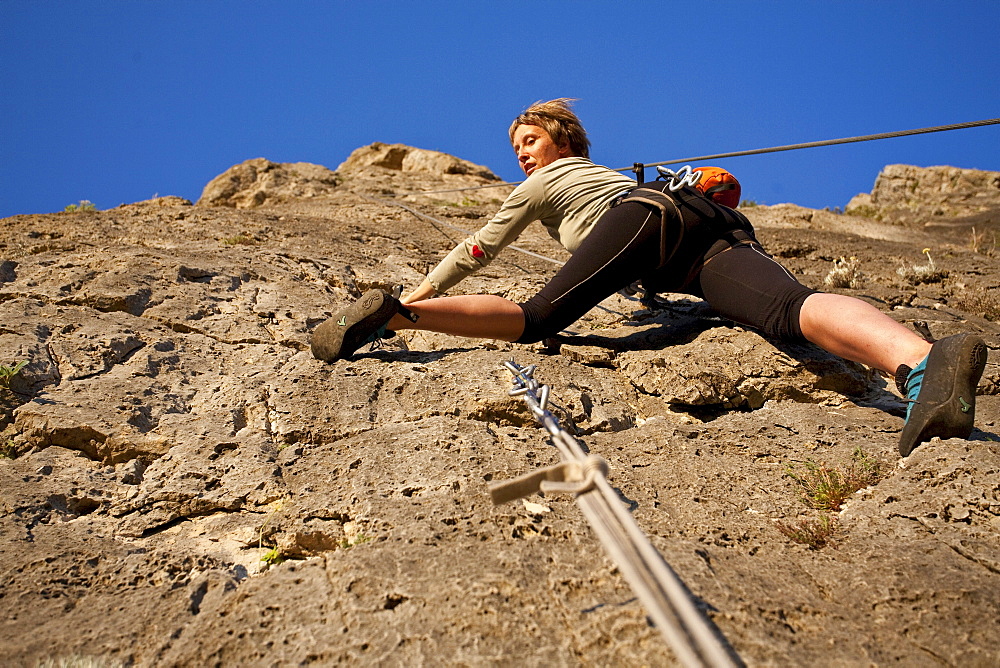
[898,333,987,457]
[311,289,413,362]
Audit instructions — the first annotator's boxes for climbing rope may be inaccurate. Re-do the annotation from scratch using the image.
[633,117,1000,172]
[385,117,1000,197]
[492,360,741,668]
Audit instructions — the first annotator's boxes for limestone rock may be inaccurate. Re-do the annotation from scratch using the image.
[197,158,340,208]
[337,142,500,181]
[123,196,194,208]
[846,163,1000,227]
[1,150,999,666]
[618,328,872,409]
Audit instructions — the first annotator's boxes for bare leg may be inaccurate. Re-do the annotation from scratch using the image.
[386,291,933,372]
[387,294,525,342]
[798,293,931,374]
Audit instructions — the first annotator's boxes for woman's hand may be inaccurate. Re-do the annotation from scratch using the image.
[401,278,437,305]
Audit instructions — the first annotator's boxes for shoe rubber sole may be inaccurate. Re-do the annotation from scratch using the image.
[311,289,397,362]
[898,333,987,457]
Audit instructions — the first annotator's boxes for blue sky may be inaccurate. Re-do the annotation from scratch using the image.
[2,1,998,218]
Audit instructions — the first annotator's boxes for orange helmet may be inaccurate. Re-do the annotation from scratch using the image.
[695,166,741,208]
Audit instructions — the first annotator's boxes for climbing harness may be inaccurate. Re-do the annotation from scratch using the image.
[615,187,685,271]
[612,164,739,291]
[492,360,741,668]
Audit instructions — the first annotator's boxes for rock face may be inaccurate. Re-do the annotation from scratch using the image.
[198,157,340,208]
[1,156,999,666]
[847,163,1000,229]
[337,142,500,180]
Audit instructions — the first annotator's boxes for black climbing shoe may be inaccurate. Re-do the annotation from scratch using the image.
[311,289,414,362]
[898,333,987,457]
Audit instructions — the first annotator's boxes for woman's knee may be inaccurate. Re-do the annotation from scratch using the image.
[515,297,559,343]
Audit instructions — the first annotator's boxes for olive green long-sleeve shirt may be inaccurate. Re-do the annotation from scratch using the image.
[426,157,637,293]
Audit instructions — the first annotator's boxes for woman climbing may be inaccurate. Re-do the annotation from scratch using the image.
[311,98,986,457]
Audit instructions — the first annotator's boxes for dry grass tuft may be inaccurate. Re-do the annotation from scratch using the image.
[824,256,865,289]
[969,226,997,255]
[775,448,886,550]
[775,515,840,550]
[785,447,884,512]
[951,286,1000,322]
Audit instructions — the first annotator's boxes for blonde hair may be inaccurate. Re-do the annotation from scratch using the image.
[508,98,590,159]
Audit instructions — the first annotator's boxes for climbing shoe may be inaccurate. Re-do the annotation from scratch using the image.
[311,289,416,362]
[897,333,987,457]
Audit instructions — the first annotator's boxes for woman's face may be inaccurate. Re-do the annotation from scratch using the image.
[512,124,572,176]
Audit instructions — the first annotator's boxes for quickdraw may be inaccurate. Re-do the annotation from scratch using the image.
[656,164,703,191]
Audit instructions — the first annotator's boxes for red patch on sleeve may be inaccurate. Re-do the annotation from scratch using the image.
[471,244,485,259]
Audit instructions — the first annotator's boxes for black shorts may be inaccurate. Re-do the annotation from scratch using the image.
[516,180,816,343]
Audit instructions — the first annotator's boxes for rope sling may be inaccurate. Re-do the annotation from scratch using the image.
[493,361,741,668]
